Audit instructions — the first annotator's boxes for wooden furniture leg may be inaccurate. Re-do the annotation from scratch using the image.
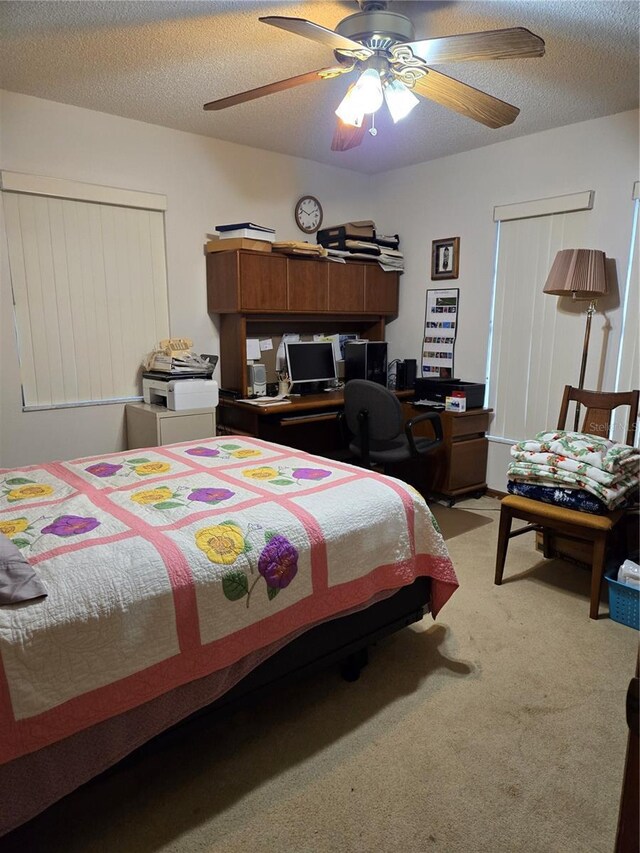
[495,504,514,585]
[590,533,608,620]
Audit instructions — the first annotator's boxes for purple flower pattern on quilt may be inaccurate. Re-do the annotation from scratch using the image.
[258,534,299,589]
[85,462,122,478]
[185,447,220,458]
[188,487,235,504]
[291,468,331,481]
[41,515,101,537]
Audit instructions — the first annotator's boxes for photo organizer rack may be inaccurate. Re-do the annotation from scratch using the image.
[422,288,460,379]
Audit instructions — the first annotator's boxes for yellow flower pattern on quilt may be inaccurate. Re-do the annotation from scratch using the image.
[196,523,245,565]
[131,487,173,505]
[230,449,262,459]
[0,517,30,536]
[242,467,279,481]
[6,484,55,502]
[134,462,171,476]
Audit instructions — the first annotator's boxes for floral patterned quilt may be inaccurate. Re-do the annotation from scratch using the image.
[0,436,457,764]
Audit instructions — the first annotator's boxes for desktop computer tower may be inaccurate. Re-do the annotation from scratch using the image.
[344,341,388,387]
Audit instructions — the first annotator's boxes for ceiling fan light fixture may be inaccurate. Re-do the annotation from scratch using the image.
[354,68,384,113]
[335,84,365,127]
[335,67,383,125]
[383,78,419,123]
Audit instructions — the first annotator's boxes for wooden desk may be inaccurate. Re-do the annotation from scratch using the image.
[218,393,492,503]
[217,390,414,457]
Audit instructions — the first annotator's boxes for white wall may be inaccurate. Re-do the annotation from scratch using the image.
[372,110,639,489]
[0,90,370,467]
[2,91,637,484]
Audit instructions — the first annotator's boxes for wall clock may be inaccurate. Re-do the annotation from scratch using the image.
[294,195,323,234]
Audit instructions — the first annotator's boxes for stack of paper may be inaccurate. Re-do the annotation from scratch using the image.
[271,241,327,257]
[378,246,404,272]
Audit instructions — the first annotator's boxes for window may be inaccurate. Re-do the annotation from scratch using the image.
[486,191,599,444]
[613,183,639,446]
[2,172,169,410]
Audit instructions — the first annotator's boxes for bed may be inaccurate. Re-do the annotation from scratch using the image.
[0,435,457,835]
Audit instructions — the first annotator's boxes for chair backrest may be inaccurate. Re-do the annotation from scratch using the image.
[557,385,639,445]
[343,380,403,441]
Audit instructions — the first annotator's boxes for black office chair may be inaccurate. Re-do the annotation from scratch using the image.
[343,380,443,474]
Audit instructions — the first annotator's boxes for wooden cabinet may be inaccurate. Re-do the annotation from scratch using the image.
[240,253,287,311]
[207,249,399,395]
[288,258,328,312]
[365,264,399,314]
[401,405,492,504]
[207,250,398,317]
[328,263,364,312]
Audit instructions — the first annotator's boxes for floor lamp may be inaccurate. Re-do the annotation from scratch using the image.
[543,249,608,431]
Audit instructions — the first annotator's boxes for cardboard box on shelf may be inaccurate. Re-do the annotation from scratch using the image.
[205,238,272,253]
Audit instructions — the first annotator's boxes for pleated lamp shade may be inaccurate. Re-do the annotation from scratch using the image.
[543,249,608,299]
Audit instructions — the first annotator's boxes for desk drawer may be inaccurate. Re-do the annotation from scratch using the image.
[450,411,490,439]
[447,437,488,491]
[159,412,216,445]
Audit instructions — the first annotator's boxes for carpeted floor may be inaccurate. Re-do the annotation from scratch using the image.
[1,496,637,853]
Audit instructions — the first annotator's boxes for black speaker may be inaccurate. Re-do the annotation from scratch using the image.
[404,358,417,390]
[396,361,407,390]
[344,342,388,387]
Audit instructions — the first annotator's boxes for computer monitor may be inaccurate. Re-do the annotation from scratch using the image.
[285,341,337,394]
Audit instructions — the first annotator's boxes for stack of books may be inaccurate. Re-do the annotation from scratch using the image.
[317,221,404,271]
[206,222,275,253]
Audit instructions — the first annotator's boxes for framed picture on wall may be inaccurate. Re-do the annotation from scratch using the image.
[431,237,460,280]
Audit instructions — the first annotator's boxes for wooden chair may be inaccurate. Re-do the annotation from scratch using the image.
[495,386,639,619]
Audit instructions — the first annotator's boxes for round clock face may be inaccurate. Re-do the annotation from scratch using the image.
[295,195,323,234]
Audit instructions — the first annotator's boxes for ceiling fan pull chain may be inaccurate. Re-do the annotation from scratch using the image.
[369,112,378,137]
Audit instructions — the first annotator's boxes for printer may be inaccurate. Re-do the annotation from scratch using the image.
[142,373,219,411]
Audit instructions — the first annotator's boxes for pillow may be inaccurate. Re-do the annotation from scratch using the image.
[0,533,47,605]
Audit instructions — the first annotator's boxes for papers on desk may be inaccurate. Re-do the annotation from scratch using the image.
[414,399,445,409]
[238,396,291,407]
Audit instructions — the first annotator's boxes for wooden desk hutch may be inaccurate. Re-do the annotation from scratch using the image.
[206,249,399,396]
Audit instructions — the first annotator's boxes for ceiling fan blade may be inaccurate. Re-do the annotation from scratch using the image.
[331,117,368,152]
[260,16,373,61]
[412,67,520,128]
[395,27,544,64]
[204,69,329,111]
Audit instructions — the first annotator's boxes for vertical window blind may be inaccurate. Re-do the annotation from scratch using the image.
[2,174,169,410]
[613,192,639,445]
[488,201,595,442]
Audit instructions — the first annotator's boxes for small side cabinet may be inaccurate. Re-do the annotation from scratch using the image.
[126,402,216,449]
[401,405,492,505]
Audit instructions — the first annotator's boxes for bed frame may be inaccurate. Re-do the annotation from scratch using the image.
[126,576,432,756]
[198,575,431,704]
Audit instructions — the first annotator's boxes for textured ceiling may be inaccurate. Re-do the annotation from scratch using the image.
[1,1,638,174]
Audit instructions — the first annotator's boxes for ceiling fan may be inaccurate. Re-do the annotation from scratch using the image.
[203,1,545,152]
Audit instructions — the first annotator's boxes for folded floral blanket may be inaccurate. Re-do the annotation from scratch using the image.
[507,461,638,509]
[510,450,625,487]
[507,481,607,514]
[513,431,639,474]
